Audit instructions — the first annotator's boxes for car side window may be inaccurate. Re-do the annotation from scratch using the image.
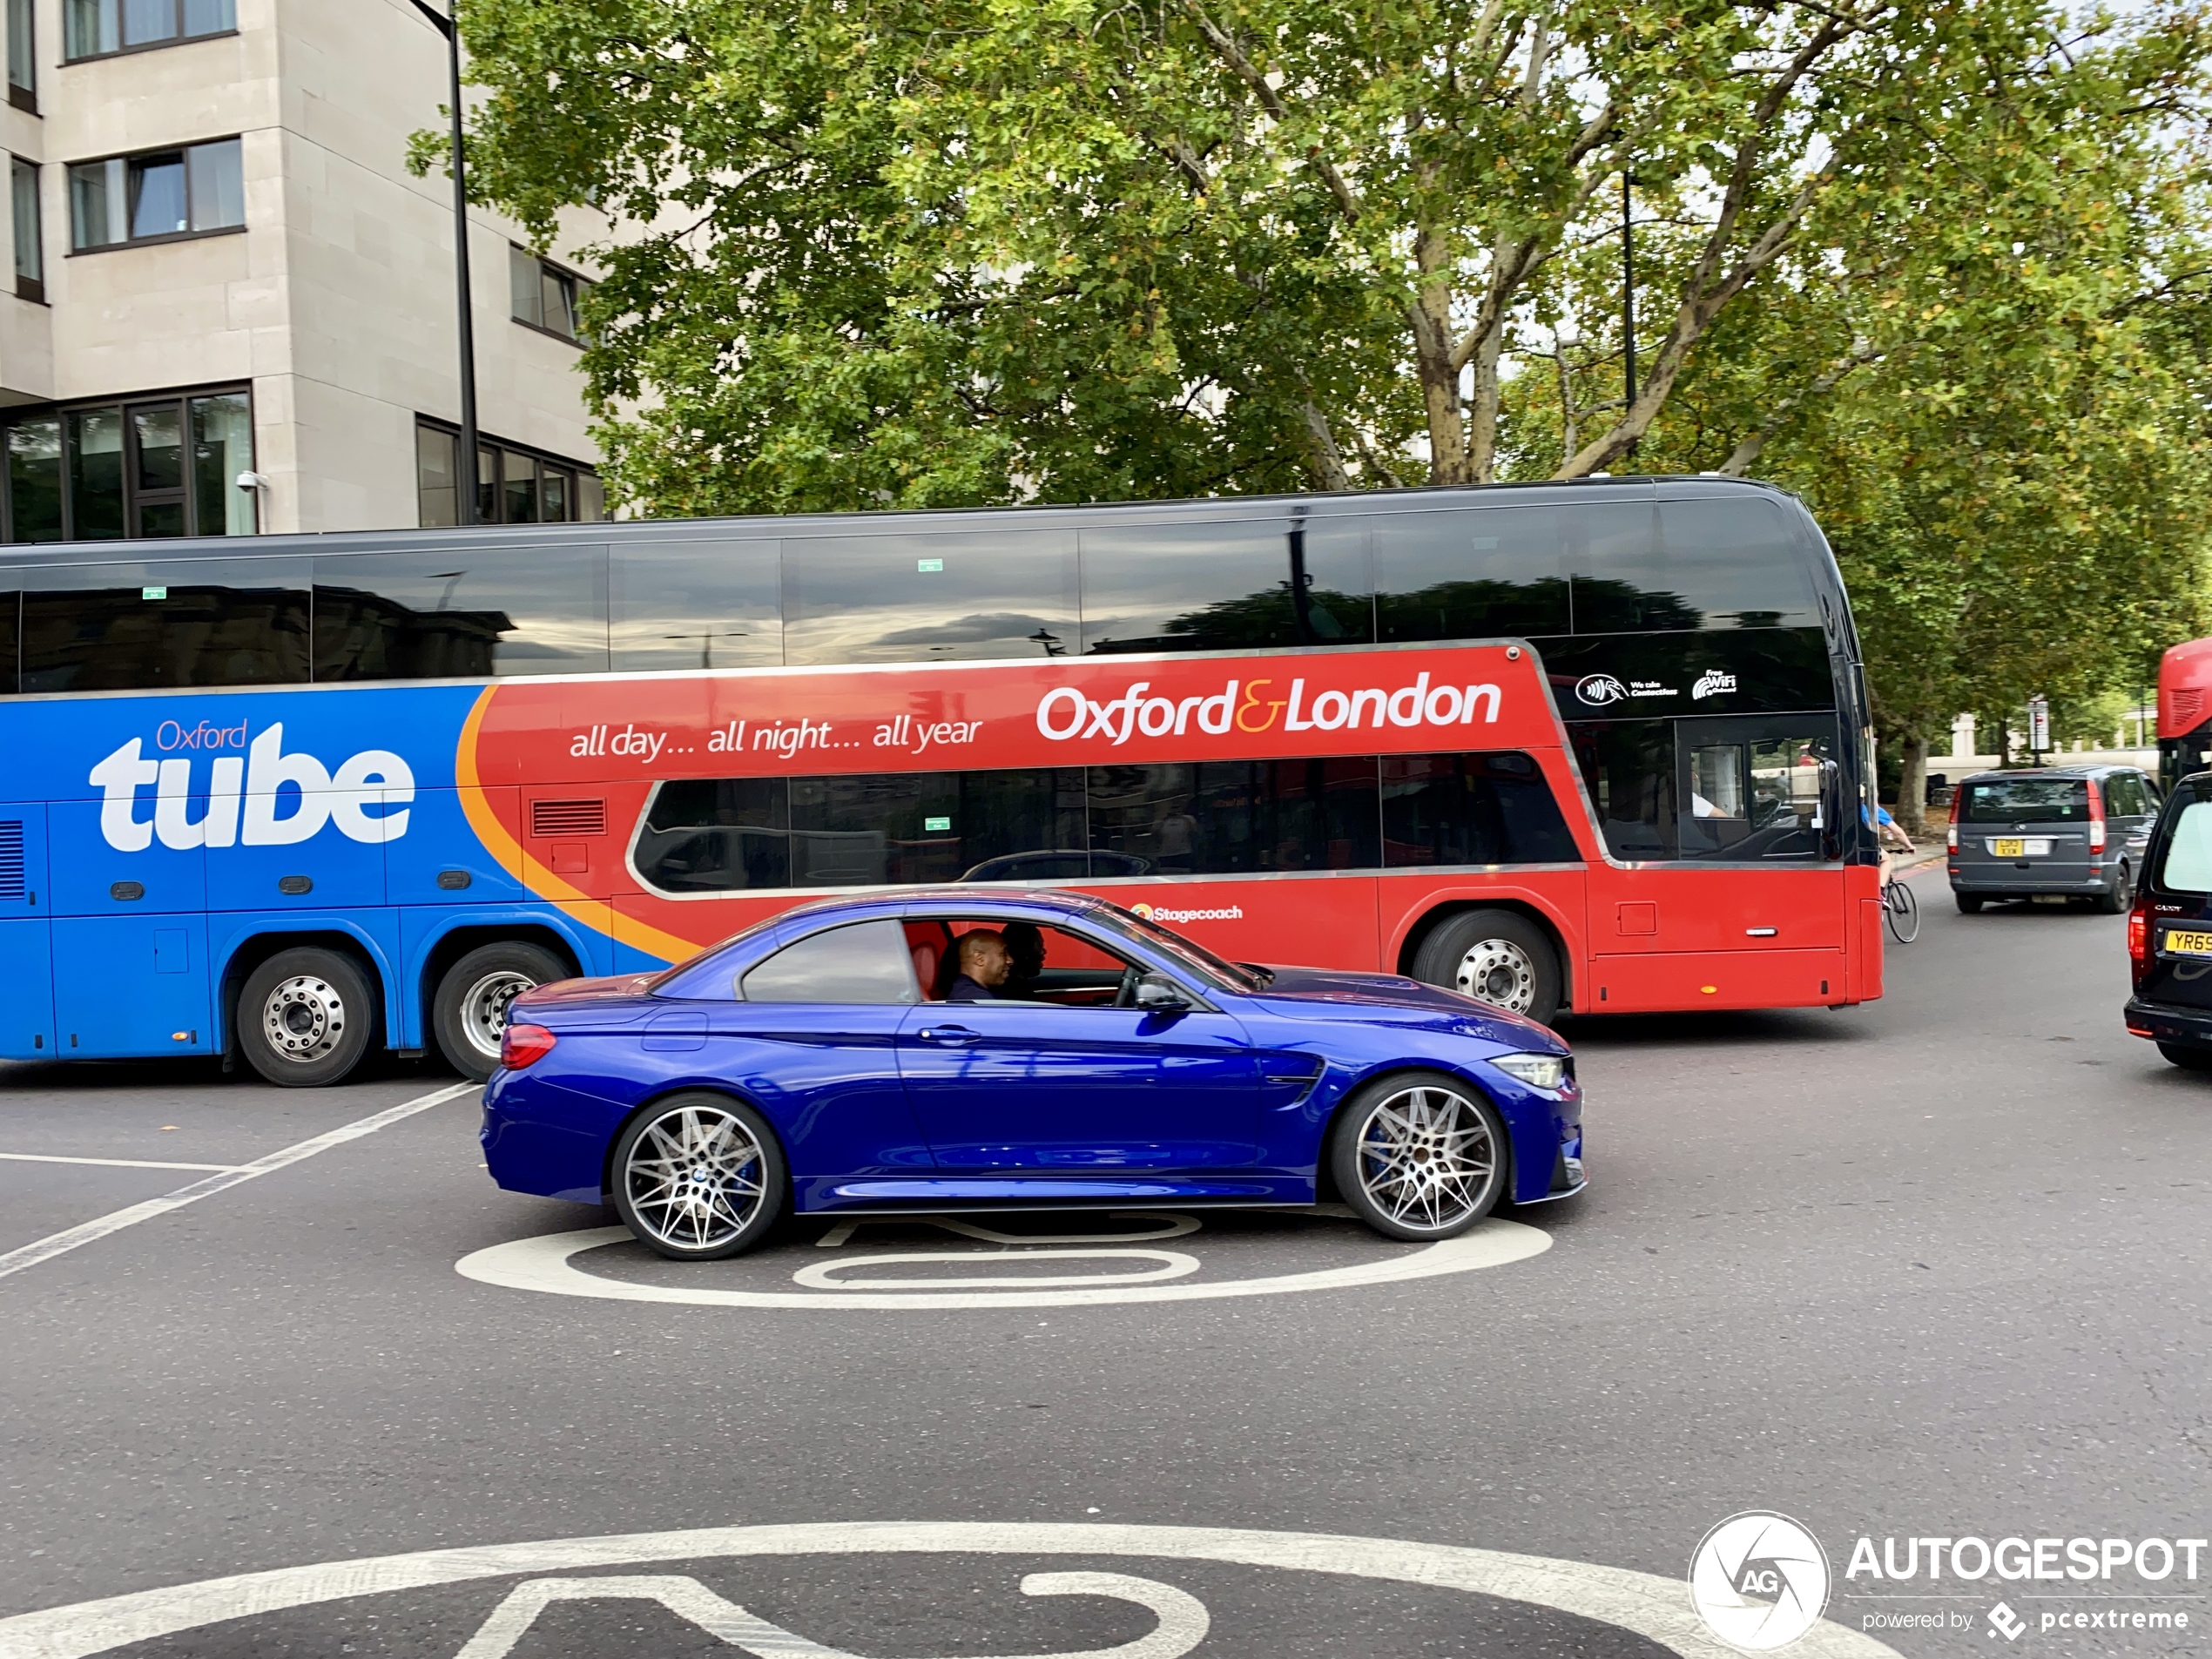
[739,919,919,1005]
[905,918,1143,1006]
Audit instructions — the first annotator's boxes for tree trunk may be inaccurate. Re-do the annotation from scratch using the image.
[1896,731,1927,836]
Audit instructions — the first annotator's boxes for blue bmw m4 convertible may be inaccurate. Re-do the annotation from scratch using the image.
[482,891,1586,1259]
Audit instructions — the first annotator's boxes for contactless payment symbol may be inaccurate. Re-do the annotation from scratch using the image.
[1688,1512,1831,1651]
[1575,673,1628,706]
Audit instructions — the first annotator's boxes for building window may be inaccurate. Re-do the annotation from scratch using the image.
[7,0,35,111]
[414,418,604,528]
[68,138,244,253]
[3,389,254,542]
[509,245,590,344]
[63,0,233,60]
[11,158,41,302]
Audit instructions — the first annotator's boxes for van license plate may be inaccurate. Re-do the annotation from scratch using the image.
[1991,838,2025,857]
[2164,929,2212,956]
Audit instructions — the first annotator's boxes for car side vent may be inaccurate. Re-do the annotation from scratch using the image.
[0,820,24,900]
[530,799,606,838]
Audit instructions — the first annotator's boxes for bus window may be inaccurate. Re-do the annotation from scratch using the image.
[1078,513,1371,655]
[1677,729,1829,860]
[313,543,608,680]
[611,536,782,672]
[0,589,14,691]
[782,530,1077,666]
[1569,720,1675,860]
[1380,751,1580,867]
[17,557,311,691]
[1572,496,1817,633]
[1372,505,1572,643]
[1086,757,1381,873]
[635,777,792,892]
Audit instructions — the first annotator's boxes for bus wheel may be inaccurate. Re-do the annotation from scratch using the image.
[239,948,375,1088]
[434,941,570,1082]
[1413,909,1561,1025]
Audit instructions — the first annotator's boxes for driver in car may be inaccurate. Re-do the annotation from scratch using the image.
[945,930,1012,1001]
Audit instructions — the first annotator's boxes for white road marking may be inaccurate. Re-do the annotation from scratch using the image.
[0,1082,479,1285]
[817,1213,1203,1248]
[789,1249,1202,1291]
[451,1570,1208,1659]
[0,1152,247,1174]
[455,1217,1550,1310]
[0,1520,1909,1659]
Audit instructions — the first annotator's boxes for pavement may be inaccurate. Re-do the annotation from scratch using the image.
[0,859,2204,1658]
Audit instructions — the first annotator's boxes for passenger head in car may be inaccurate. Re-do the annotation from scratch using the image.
[1001,922,1047,998]
[946,930,1011,1001]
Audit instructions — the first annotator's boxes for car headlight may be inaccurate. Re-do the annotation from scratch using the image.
[1490,1052,1566,1091]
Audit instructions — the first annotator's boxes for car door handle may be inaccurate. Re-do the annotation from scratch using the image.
[918,1025,978,1044]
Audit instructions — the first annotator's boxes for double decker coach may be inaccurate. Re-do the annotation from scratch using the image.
[0,475,1883,1085]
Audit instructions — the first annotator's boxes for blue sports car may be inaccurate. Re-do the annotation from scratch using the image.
[482,890,1586,1259]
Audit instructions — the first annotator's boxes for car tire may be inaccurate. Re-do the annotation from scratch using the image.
[433,941,570,1081]
[1412,909,1561,1025]
[2157,1042,2212,1073]
[611,1092,787,1261]
[237,948,377,1088]
[2093,863,2132,915]
[1330,1070,1509,1243]
[1954,893,1984,914]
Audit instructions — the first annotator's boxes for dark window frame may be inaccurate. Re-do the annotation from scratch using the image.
[60,0,235,64]
[414,415,603,528]
[508,244,591,347]
[7,0,35,111]
[1,383,254,543]
[10,154,42,302]
[65,136,245,254]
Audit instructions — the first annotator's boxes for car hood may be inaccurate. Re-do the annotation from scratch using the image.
[1244,965,1564,1049]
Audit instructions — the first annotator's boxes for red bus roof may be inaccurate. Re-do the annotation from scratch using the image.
[2161,637,2212,737]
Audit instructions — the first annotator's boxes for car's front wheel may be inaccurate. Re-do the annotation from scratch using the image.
[1331,1072,1508,1242]
[238,948,375,1087]
[612,1093,787,1261]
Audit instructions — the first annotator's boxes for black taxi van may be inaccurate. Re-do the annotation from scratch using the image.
[2125,771,2212,1069]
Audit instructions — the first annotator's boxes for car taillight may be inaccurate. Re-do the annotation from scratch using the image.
[1946,787,1960,853]
[2087,778,2106,853]
[2128,897,2150,966]
[501,1023,557,1069]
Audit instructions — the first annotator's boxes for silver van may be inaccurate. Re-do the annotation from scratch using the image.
[1946,765,2159,914]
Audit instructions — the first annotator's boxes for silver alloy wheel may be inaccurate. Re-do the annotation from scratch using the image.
[1353,1083,1498,1235]
[456,969,536,1063]
[261,974,347,1065]
[624,1103,769,1252]
[1451,937,1538,1014]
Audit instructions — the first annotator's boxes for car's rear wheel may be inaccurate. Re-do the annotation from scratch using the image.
[238,948,375,1088]
[1955,893,1985,914]
[433,941,570,1081]
[2157,1042,2212,1073]
[2094,862,2133,915]
[1412,909,1561,1025]
[1331,1071,1508,1242]
[612,1093,786,1261]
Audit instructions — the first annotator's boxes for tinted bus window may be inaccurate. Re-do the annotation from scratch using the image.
[1679,733,1827,860]
[1380,751,1579,866]
[784,530,1078,666]
[1078,514,1371,655]
[611,536,783,672]
[1570,496,1816,633]
[1086,758,1382,873]
[313,543,608,681]
[17,557,311,691]
[0,589,14,691]
[1959,777,2090,823]
[1569,720,1676,860]
[1373,505,1581,642]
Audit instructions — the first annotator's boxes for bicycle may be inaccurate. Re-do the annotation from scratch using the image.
[1882,873,1919,943]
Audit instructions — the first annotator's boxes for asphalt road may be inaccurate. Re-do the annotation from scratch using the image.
[0,864,2205,1659]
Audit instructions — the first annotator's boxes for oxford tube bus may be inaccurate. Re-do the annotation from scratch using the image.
[0,475,1881,1086]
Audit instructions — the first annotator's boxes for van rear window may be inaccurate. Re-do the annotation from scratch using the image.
[1959,779,2089,823]
[2158,801,2212,894]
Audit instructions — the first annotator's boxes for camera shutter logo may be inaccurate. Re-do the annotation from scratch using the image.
[1688,1512,1831,1651]
[1575,674,1629,707]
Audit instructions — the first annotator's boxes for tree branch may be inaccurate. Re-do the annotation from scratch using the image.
[1177,0,1366,223]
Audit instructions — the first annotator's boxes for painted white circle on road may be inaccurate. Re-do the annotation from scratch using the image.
[0,1520,1908,1659]
[789,1248,1202,1290]
[454,1217,1551,1310]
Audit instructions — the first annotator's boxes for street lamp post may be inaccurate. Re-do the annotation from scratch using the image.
[1621,167,1636,457]
[410,0,480,527]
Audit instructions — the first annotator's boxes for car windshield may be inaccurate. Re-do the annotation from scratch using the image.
[1088,903,1269,993]
[1960,778,2090,824]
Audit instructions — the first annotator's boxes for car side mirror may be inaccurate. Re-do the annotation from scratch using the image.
[1135,974,1190,1010]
